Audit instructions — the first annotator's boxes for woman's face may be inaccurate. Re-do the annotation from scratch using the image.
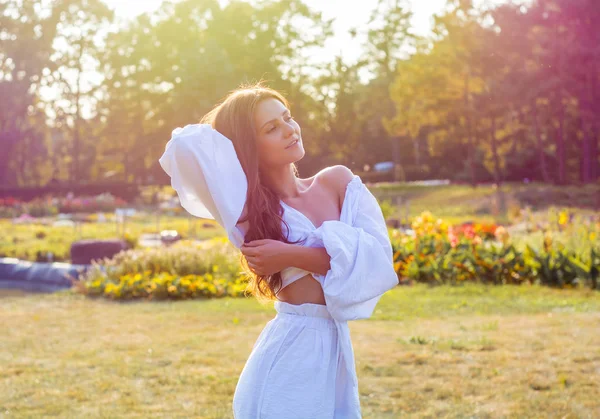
[254,98,304,168]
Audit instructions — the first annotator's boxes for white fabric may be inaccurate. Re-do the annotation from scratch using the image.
[158,124,247,247]
[304,175,399,322]
[233,301,359,418]
[233,175,398,418]
[158,126,398,418]
[158,123,320,285]
[277,266,312,295]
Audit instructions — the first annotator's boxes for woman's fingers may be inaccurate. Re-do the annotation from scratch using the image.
[247,262,263,275]
[246,257,259,268]
[241,246,259,257]
[244,239,268,247]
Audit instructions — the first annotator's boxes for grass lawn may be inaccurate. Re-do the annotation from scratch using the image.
[1,283,599,418]
[371,181,600,225]
[0,214,225,262]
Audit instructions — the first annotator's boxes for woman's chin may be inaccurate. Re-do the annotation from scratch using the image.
[290,147,305,162]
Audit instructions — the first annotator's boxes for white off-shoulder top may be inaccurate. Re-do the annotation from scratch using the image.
[158,124,399,319]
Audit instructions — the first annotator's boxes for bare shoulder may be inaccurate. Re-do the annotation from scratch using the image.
[314,165,355,203]
[317,165,355,186]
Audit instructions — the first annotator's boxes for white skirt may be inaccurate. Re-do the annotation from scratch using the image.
[232,301,361,419]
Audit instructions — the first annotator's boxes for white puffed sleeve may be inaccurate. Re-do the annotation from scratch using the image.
[158,124,247,248]
[306,175,398,321]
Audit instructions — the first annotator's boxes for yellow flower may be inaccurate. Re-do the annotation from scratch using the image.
[590,232,597,241]
[558,211,568,226]
[421,211,433,223]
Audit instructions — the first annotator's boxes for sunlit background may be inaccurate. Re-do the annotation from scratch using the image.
[1,1,600,418]
[103,0,449,58]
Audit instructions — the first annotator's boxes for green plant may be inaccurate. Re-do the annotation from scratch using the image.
[391,211,599,289]
[379,199,397,220]
[75,238,249,300]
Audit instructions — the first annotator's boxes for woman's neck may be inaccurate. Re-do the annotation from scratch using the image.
[262,165,304,200]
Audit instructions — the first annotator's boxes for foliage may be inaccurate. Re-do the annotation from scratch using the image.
[378,199,396,220]
[0,0,58,186]
[386,0,600,185]
[75,238,249,300]
[3,0,598,188]
[391,211,600,289]
[0,193,128,217]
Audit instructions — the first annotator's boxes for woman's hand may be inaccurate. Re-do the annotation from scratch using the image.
[240,239,291,276]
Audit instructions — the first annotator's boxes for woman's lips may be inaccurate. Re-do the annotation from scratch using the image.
[285,139,299,149]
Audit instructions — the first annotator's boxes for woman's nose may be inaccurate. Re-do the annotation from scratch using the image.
[282,120,295,136]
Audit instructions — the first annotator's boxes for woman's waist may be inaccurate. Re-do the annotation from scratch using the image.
[276,273,325,305]
[273,300,337,330]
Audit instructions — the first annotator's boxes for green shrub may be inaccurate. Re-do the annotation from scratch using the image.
[75,238,249,300]
[391,211,599,289]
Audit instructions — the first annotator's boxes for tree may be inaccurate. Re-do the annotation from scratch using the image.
[46,0,114,183]
[0,0,58,186]
[363,0,413,179]
[97,0,332,183]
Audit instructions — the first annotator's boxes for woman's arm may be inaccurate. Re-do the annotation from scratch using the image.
[283,243,331,277]
[240,239,330,277]
[241,165,352,277]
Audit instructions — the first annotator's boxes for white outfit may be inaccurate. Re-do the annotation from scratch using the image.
[159,124,399,419]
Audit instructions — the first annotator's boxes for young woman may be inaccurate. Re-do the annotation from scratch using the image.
[159,84,398,419]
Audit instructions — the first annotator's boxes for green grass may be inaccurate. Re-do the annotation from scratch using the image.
[373,282,600,319]
[371,181,600,225]
[1,283,599,418]
[0,214,225,262]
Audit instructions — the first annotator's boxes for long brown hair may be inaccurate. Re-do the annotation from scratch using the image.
[201,82,301,302]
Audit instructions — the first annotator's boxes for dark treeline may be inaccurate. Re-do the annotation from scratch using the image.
[0,0,598,188]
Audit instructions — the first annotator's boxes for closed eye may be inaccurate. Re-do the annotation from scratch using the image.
[266,115,293,134]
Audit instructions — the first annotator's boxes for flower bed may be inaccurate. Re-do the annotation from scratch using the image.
[391,211,600,289]
[75,238,249,300]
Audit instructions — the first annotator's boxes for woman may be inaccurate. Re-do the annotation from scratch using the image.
[159,83,398,419]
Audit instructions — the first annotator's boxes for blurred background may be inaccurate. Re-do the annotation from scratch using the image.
[2,0,599,189]
[1,0,598,265]
[2,2,600,417]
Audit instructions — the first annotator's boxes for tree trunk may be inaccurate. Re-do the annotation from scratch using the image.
[490,116,506,216]
[72,99,81,183]
[464,70,477,187]
[531,100,551,183]
[591,126,599,182]
[413,136,420,167]
[392,136,400,181]
[0,125,19,187]
[579,53,600,184]
[555,96,566,184]
[591,59,600,182]
[490,116,502,186]
[581,117,592,184]
[71,62,83,184]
